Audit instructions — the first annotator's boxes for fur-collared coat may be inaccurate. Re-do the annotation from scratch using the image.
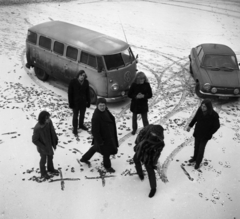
[32,119,58,155]
[91,108,118,156]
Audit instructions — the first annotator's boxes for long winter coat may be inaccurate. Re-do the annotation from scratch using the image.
[32,119,58,155]
[189,108,220,140]
[128,82,152,114]
[91,108,118,156]
[68,78,90,109]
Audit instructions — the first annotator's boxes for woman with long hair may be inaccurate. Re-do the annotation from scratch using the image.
[128,71,152,135]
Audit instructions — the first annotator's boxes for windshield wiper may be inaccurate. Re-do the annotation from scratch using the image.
[204,65,220,71]
[219,66,234,71]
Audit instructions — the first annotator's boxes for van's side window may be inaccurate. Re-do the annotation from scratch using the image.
[39,36,51,50]
[80,52,97,69]
[53,41,64,56]
[27,31,37,44]
[66,46,78,61]
[80,52,88,64]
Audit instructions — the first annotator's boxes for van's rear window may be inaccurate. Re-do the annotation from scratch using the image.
[39,36,51,50]
[27,31,37,44]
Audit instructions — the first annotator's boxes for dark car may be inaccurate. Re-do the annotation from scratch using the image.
[189,43,240,99]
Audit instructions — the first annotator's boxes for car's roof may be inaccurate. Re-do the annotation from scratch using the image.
[199,43,235,55]
[28,21,129,55]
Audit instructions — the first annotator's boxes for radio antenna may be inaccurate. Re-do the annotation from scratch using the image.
[118,13,128,43]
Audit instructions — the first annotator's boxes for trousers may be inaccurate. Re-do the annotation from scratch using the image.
[132,112,149,132]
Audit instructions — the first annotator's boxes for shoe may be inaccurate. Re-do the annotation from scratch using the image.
[138,174,144,181]
[194,164,200,170]
[80,158,91,166]
[25,63,31,69]
[80,125,88,131]
[48,169,59,174]
[149,188,156,198]
[41,173,50,180]
[131,130,136,135]
[105,167,115,173]
[73,130,78,135]
[188,158,196,163]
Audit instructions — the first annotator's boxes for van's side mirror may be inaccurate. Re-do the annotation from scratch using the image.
[136,54,139,63]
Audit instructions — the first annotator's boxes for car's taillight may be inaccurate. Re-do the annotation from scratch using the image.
[233,88,239,95]
[203,83,211,91]
[211,87,217,93]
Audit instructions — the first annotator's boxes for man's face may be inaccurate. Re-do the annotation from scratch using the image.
[45,116,50,124]
[78,74,84,81]
[98,103,106,112]
[201,103,207,112]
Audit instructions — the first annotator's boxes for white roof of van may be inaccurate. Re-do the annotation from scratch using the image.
[28,21,129,55]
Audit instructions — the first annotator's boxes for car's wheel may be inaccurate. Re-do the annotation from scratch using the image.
[34,66,49,81]
[195,83,204,98]
[189,63,193,74]
[89,87,97,104]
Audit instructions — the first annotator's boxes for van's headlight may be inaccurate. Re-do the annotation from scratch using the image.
[203,83,211,91]
[111,83,119,91]
[211,87,217,93]
[234,88,239,95]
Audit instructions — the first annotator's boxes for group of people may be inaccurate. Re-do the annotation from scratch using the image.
[32,70,220,198]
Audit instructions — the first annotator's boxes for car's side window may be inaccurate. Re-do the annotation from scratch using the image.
[39,36,51,50]
[27,31,37,45]
[198,49,204,63]
[196,46,202,55]
[53,41,64,56]
[66,46,78,61]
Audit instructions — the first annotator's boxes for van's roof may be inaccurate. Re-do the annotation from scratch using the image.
[28,21,129,55]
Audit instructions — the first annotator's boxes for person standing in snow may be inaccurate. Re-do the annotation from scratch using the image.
[128,71,153,135]
[32,111,59,179]
[80,98,118,173]
[133,124,165,198]
[68,70,90,135]
[186,99,220,170]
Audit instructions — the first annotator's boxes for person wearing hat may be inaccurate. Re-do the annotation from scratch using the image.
[32,111,59,179]
[80,98,118,173]
[187,99,220,170]
[68,70,91,135]
[133,124,165,198]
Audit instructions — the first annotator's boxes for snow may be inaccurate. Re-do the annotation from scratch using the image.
[0,0,240,218]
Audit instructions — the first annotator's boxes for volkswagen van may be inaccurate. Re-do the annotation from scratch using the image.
[25,21,138,103]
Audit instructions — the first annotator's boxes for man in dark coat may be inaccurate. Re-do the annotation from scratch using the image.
[133,124,165,198]
[32,111,59,179]
[68,70,90,135]
[80,98,118,173]
[187,99,220,169]
[128,71,152,135]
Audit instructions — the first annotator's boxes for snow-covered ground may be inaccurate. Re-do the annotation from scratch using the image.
[0,0,240,218]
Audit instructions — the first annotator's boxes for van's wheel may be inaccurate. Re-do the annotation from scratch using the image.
[189,63,193,74]
[34,66,49,81]
[89,87,97,104]
[195,83,204,98]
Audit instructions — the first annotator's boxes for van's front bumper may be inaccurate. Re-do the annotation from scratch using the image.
[98,91,129,103]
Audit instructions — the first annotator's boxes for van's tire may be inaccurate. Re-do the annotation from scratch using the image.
[195,83,204,98]
[34,66,49,81]
[89,87,97,104]
[189,63,193,74]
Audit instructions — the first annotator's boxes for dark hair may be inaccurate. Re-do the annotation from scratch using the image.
[201,99,213,114]
[76,70,86,79]
[38,111,50,125]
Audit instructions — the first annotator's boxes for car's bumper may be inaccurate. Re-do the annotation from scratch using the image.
[97,94,128,103]
[199,90,240,98]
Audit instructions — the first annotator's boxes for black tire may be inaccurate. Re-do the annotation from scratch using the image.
[34,66,49,81]
[195,83,204,98]
[89,87,97,104]
[189,63,193,74]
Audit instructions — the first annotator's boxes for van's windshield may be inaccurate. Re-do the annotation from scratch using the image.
[104,48,135,71]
